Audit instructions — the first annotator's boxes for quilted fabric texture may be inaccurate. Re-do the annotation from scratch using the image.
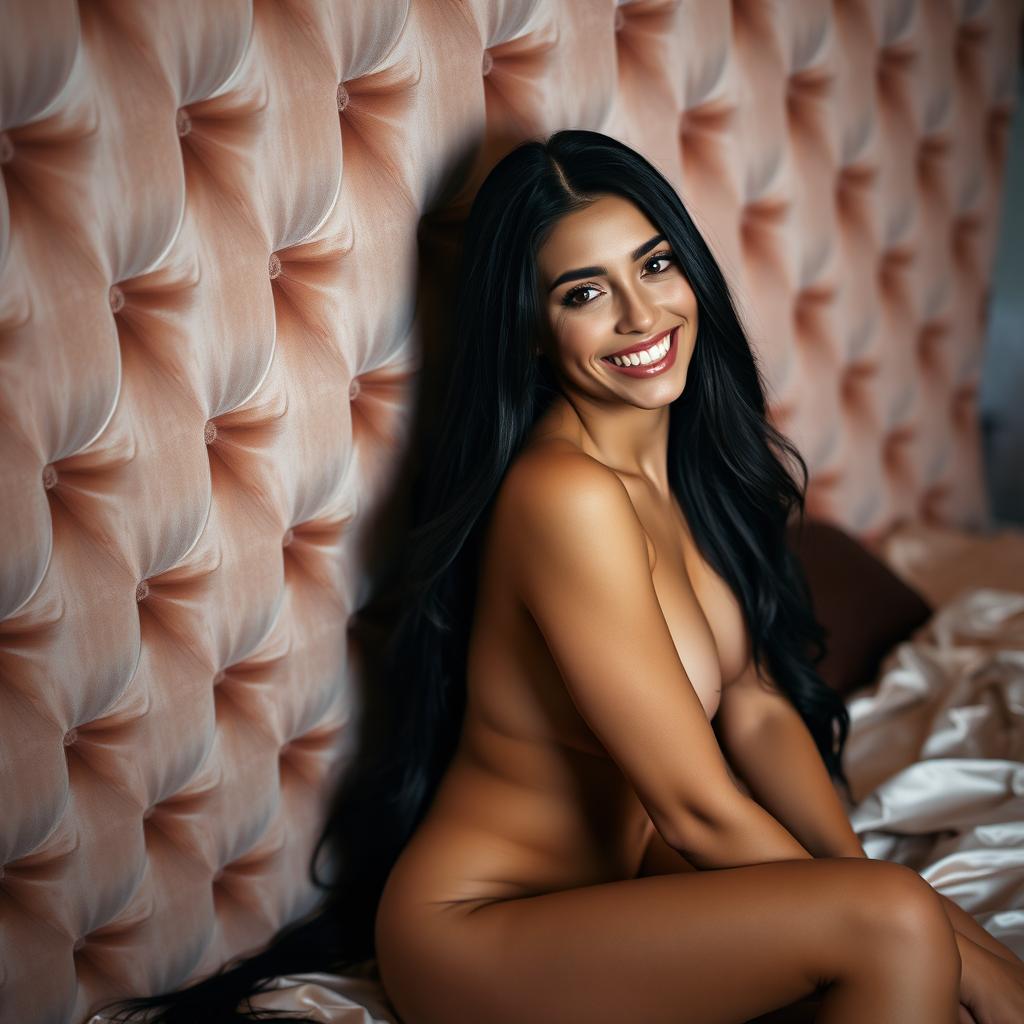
[0,1,1020,1021]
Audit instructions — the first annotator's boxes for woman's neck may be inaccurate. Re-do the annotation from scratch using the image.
[528,394,672,495]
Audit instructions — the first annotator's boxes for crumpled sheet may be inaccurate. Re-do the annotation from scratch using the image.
[97,583,1024,1022]
[239,966,399,1023]
[840,587,1024,958]
[85,964,401,1024]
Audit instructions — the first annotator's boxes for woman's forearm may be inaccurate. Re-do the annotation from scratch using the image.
[937,891,1023,966]
[674,792,814,870]
[716,678,1021,964]
[717,699,867,861]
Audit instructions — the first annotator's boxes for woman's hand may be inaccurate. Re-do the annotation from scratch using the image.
[957,932,1024,1024]
[935,889,1024,970]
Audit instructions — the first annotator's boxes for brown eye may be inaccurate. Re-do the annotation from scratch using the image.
[562,284,600,308]
[647,253,675,273]
[560,251,676,310]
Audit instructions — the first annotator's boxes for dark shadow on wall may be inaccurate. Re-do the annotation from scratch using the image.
[344,132,484,710]
[980,59,1024,528]
[354,127,543,628]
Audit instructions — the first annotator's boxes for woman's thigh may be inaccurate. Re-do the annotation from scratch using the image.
[375,857,941,1024]
[635,832,822,1022]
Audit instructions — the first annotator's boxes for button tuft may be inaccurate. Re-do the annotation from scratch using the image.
[481,51,493,76]
[336,83,349,112]
[136,580,150,602]
[42,465,58,490]
[109,285,125,314]
[282,528,295,547]
[349,377,361,400]
[204,421,217,445]
[176,108,192,137]
[269,252,282,279]
[63,728,78,747]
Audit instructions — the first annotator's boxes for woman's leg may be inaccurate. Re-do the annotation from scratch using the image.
[377,857,961,1024]
[635,827,817,1023]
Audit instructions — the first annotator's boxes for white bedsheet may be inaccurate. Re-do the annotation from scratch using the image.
[841,587,1024,957]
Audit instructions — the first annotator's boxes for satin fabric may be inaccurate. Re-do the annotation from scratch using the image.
[242,967,399,1024]
[843,587,1024,957]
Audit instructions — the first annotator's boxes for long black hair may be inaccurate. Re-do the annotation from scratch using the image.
[102,128,848,1023]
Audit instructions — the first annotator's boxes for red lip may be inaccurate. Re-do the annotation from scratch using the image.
[601,326,679,378]
[603,327,675,360]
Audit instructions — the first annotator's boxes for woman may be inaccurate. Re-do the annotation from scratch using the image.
[107,130,1024,1024]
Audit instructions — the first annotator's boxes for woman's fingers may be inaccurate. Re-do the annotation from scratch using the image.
[959,937,1024,1024]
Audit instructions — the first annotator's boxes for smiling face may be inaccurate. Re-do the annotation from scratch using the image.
[535,193,699,410]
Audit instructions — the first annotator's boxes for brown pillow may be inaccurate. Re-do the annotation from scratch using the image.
[785,519,933,698]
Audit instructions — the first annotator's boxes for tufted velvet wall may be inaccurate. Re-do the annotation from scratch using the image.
[1,1,1021,1021]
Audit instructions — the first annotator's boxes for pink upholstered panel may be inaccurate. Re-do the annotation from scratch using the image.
[0,1,1020,1021]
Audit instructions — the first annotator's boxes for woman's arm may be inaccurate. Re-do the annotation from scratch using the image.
[506,452,814,870]
[714,662,1024,966]
[937,892,1024,967]
[713,660,863,858]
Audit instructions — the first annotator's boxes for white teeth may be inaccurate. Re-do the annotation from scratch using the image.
[609,333,671,367]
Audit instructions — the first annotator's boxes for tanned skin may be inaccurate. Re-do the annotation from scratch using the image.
[374,194,1012,1024]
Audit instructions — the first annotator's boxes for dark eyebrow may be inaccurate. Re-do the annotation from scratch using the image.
[547,234,667,293]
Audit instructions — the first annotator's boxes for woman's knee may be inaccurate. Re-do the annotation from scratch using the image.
[793,858,958,996]
[841,860,956,954]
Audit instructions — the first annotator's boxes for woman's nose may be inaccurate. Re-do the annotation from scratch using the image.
[615,285,656,334]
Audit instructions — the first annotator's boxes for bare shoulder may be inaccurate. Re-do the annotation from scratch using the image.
[496,441,643,549]
[490,440,654,613]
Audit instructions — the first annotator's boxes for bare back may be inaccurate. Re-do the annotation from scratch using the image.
[377,402,753,910]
